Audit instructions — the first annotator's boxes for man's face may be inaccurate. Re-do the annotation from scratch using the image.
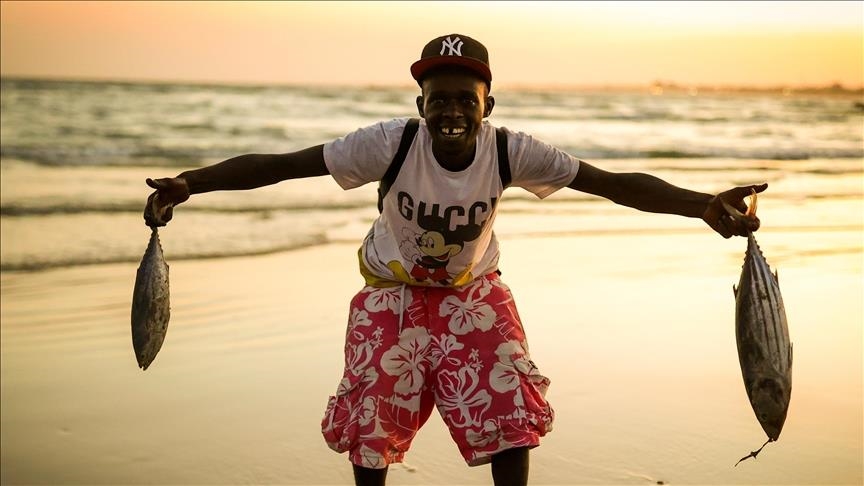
[417,70,494,169]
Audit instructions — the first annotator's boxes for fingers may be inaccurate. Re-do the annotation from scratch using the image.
[734,182,768,196]
[143,177,189,227]
[143,192,166,227]
[730,183,767,198]
[716,214,735,239]
[146,177,190,205]
[747,216,760,233]
[711,212,758,239]
[143,188,174,228]
[144,179,166,227]
[721,213,759,238]
[721,188,752,212]
[721,183,767,210]
[144,199,174,227]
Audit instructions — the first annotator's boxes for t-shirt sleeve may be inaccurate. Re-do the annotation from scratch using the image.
[323,118,409,190]
[504,127,581,199]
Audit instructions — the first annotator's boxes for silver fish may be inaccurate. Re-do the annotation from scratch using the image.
[726,193,793,465]
[131,227,170,370]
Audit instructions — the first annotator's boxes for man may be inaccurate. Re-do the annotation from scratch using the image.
[144,34,763,486]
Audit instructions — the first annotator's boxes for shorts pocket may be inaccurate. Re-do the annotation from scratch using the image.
[513,358,554,435]
[461,361,554,467]
[321,373,365,453]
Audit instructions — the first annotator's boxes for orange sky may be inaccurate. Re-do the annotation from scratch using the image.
[1,1,862,88]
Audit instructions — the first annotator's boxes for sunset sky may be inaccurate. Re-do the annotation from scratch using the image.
[1,1,862,89]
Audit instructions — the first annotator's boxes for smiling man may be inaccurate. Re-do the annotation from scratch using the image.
[144,34,764,486]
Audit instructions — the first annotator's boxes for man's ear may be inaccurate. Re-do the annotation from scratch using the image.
[484,96,495,118]
[416,96,425,117]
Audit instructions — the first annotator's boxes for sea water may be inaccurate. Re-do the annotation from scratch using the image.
[1,78,861,271]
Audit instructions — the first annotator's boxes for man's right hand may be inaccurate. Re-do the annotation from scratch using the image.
[144,177,190,227]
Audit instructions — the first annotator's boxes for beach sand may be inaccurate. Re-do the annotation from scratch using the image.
[2,227,862,485]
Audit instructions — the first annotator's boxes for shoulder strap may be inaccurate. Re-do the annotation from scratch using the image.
[495,127,511,189]
[377,118,420,213]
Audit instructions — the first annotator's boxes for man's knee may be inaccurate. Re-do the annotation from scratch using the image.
[491,446,530,486]
[353,464,388,486]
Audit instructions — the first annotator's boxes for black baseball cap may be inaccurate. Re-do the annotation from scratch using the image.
[410,34,492,87]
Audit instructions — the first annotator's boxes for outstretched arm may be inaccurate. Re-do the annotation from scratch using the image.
[144,145,329,226]
[567,161,767,238]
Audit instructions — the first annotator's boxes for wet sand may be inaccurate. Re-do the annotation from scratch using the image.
[1,227,862,485]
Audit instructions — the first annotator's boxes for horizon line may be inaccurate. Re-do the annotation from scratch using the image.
[2,74,862,94]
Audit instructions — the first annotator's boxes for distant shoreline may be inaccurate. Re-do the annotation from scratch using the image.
[2,75,862,97]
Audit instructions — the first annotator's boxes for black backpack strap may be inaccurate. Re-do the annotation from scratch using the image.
[377,118,420,213]
[495,127,511,189]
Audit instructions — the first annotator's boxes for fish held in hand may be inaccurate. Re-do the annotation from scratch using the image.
[131,227,171,370]
[725,192,793,465]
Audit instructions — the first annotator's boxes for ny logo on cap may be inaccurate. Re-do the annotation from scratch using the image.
[440,36,463,56]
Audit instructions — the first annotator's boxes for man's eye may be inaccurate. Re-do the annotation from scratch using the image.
[430,99,445,106]
[463,98,478,106]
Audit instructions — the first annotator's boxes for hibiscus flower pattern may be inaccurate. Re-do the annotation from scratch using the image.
[342,306,382,379]
[322,274,554,470]
[437,363,493,428]
[364,286,412,315]
[428,333,464,368]
[438,277,496,335]
[381,326,432,398]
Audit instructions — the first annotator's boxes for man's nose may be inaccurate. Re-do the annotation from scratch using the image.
[442,99,463,118]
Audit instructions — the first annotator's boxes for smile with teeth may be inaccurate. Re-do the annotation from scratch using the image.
[440,127,466,138]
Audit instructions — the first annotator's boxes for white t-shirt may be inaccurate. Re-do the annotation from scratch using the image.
[324,118,580,287]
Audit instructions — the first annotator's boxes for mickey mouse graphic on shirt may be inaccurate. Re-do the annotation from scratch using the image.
[409,211,483,285]
[387,192,494,287]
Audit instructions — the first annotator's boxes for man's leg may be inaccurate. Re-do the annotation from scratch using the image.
[353,464,388,486]
[324,286,435,486]
[491,446,529,486]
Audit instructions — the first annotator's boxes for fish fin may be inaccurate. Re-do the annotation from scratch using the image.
[734,438,773,467]
[732,284,738,297]
[774,269,779,284]
[746,189,758,218]
[789,342,794,366]
[721,189,759,226]
[720,199,745,219]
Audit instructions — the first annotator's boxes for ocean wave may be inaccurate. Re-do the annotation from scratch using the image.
[0,234,330,273]
[542,112,863,124]
[564,147,864,161]
[4,143,862,168]
[0,145,224,168]
[5,221,861,273]
[4,77,862,169]
[0,201,374,217]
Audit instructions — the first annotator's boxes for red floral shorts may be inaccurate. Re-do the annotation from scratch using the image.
[321,273,554,468]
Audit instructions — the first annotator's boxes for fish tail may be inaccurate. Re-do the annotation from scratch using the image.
[734,438,773,467]
[746,189,758,218]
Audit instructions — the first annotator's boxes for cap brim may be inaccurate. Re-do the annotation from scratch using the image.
[410,57,492,85]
